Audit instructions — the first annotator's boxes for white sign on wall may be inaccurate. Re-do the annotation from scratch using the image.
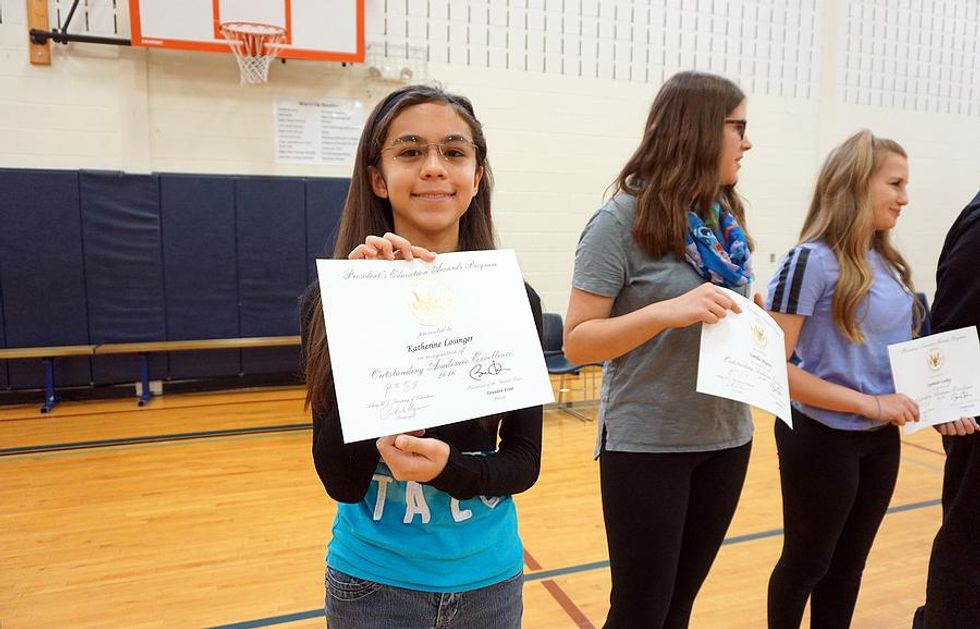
[274,99,365,165]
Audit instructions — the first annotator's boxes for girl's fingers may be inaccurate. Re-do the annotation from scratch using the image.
[382,232,415,260]
[701,311,720,324]
[348,244,381,260]
[411,246,437,262]
[365,235,396,260]
[717,292,742,314]
[351,235,435,262]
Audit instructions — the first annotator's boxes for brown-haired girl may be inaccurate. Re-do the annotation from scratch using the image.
[301,85,542,629]
[765,129,922,628]
[564,70,755,628]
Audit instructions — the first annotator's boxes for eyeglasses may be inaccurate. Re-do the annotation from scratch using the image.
[725,119,748,140]
[380,137,479,165]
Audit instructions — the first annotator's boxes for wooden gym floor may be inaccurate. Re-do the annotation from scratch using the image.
[0,373,946,628]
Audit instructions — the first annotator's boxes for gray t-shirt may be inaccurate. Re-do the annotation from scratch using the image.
[572,194,754,455]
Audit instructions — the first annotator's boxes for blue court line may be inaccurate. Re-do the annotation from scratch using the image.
[204,497,943,629]
[206,610,324,629]
[0,423,310,457]
[902,455,946,473]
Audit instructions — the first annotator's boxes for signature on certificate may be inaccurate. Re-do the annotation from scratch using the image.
[469,361,507,381]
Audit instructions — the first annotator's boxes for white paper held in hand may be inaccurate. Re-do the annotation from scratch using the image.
[316,250,555,443]
[887,326,980,435]
[696,287,793,427]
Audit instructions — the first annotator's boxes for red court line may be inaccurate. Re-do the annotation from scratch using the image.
[524,549,596,629]
[903,440,947,457]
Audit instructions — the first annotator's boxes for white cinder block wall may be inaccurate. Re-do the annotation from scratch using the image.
[1,0,977,315]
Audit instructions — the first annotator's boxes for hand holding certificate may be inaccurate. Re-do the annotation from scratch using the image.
[316,250,554,443]
[887,326,980,435]
[696,288,793,426]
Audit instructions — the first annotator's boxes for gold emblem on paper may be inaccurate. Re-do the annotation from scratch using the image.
[407,278,453,327]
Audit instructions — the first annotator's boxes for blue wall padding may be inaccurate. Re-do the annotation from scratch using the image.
[236,177,307,374]
[80,171,168,384]
[305,178,348,284]
[160,174,241,378]
[0,169,92,388]
[0,168,350,392]
[0,273,6,389]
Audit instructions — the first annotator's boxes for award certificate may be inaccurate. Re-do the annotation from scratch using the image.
[316,250,554,443]
[887,326,980,435]
[696,288,793,426]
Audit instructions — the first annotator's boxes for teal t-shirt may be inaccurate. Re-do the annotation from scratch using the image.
[326,459,523,592]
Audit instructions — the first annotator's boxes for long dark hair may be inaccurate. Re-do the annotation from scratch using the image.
[614,71,753,259]
[305,85,495,412]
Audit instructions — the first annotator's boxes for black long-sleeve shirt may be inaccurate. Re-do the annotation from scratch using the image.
[931,190,980,334]
[300,281,544,503]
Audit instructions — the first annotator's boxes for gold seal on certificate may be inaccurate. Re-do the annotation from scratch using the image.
[317,250,555,443]
[887,326,980,434]
[407,278,453,327]
[696,287,793,427]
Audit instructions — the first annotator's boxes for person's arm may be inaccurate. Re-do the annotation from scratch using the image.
[425,283,545,500]
[311,405,384,503]
[426,404,542,500]
[931,196,980,435]
[301,284,380,503]
[931,197,980,334]
[770,311,919,425]
[564,284,743,364]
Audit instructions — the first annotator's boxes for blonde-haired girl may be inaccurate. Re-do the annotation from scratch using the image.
[766,129,922,628]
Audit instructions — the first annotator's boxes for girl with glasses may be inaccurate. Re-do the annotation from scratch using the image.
[564,71,755,628]
[765,130,924,629]
[301,85,543,629]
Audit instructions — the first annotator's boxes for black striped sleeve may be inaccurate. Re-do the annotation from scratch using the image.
[785,247,812,314]
[770,247,813,314]
[769,250,795,312]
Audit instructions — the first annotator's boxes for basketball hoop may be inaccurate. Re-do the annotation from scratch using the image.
[220,22,286,85]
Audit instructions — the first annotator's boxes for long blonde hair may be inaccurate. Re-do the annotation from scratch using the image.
[800,129,921,343]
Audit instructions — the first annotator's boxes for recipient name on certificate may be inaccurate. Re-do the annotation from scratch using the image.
[316,250,554,443]
[696,287,792,426]
[887,326,980,434]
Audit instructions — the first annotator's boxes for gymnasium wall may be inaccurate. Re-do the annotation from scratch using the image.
[1,1,978,320]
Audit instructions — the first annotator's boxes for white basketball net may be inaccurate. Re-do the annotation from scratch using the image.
[220,22,286,85]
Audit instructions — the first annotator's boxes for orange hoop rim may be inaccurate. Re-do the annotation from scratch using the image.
[219,21,287,39]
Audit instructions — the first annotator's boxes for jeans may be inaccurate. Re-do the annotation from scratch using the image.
[325,567,523,629]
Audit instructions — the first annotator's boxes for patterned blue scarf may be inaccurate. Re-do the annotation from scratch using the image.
[684,203,753,288]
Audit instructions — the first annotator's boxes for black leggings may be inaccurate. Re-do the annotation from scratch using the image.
[599,441,751,629]
[768,409,899,629]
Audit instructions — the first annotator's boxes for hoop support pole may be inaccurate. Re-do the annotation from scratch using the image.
[29,29,132,47]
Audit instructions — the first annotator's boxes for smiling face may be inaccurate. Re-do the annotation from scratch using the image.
[369,102,484,253]
[869,151,909,231]
[718,100,752,186]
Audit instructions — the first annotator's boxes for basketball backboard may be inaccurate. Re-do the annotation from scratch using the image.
[128,0,364,62]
